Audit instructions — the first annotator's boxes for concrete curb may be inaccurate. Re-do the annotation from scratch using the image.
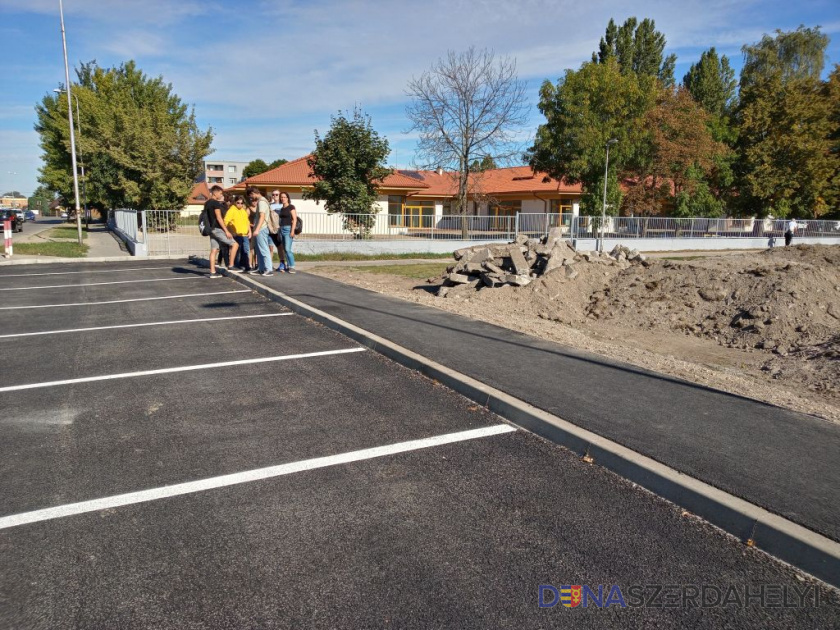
[227,269,840,589]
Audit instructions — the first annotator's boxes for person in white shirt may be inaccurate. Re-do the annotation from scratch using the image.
[784,218,798,247]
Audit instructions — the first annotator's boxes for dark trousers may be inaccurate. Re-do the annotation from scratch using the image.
[784,230,793,247]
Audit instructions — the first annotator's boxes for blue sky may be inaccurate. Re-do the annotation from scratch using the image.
[1,0,838,197]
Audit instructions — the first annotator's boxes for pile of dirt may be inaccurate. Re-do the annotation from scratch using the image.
[433,242,840,401]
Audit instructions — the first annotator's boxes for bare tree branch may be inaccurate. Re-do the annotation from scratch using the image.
[405,47,529,234]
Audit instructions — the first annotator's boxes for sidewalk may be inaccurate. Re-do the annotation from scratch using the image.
[245,271,840,544]
[85,224,130,257]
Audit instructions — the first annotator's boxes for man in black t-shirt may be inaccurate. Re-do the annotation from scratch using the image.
[205,185,236,278]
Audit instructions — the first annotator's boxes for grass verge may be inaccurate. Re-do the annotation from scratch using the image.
[44,226,88,240]
[339,263,450,279]
[13,242,90,258]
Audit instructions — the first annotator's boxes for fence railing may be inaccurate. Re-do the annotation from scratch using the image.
[107,210,840,256]
[110,208,144,244]
[570,216,840,239]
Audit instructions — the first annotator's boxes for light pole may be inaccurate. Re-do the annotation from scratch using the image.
[599,138,618,253]
[54,88,88,229]
[58,0,83,245]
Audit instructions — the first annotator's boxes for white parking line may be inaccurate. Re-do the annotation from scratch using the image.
[0,289,251,311]
[0,425,516,531]
[0,347,366,393]
[0,313,294,339]
[0,277,200,292]
[0,266,175,278]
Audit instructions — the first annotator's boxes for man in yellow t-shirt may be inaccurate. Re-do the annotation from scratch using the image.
[224,195,252,272]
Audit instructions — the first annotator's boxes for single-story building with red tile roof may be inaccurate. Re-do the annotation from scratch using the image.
[225,155,583,235]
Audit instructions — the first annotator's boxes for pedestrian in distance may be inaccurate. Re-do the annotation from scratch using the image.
[784,217,799,247]
[224,195,252,272]
[278,191,297,273]
[205,185,236,278]
[247,186,274,276]
[269,189,287,271]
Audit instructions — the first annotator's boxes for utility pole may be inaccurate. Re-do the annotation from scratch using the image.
[59,0,83,245]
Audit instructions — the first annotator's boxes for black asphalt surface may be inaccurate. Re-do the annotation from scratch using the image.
[249,271,840,543]
[0,260,837,629]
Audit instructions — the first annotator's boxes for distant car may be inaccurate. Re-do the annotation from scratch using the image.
[60,211,68,219]
[14,209,25,223]
[25,211,36,221]
[0,209,22,232]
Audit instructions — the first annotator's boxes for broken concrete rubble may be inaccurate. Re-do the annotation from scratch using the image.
[438,233,646,298]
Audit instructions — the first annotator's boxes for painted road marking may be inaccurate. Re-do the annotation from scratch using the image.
[0,289,251,311]
[0,266,176,278]
[0,277,200,292]
[0,425,517,531]
[0,313,294,339]
[0,347,366,393]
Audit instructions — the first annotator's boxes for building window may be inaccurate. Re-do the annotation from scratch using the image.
[209,177,223,184]
[207,164,223,171]
[550,198,574,214]
[491,200,521,216]
[228,165,237,173]
[442,200,453,215]
[391,198,434,228]
[229,178,237,184]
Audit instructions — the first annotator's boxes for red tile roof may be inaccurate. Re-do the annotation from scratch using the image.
[408,166,582,197]
[188,181,211,204]
[227,155,581,198]
[230,155,430,191]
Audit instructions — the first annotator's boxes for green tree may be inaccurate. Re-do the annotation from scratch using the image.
[826,65,840,215]
[682,48,738,212]
[624,88,727,216]
[243,159,287,179]
[469,156,497,172]
[527,57,657,214]
[683,48,737,119]
[595,17,677,87]
[243,159,269,179]
[303,108,390,235]
[35,60,213,211]
[736,27,837,218]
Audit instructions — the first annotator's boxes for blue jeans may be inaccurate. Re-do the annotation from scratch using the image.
[280,226,295,269]
[255,228,272,273]
[234,235,250,269]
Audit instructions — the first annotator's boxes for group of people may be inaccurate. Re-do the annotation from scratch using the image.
[204,185,297,278]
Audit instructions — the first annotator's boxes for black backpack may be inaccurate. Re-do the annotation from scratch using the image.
[198,209,212,236]
[294,214,303,235]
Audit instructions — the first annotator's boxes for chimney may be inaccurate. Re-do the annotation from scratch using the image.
[436,166,443,176]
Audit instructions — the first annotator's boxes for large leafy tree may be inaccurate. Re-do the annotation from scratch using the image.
[682,48,739,212]
[595,17,677,87]
[683,48,737,121]
[735,27,837,218]
[303,108,390,230]
[35,60,213,210]
[827,65,840,215]
[624,88,727,216]
[527,57,657,213]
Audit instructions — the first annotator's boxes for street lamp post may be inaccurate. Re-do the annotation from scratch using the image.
[58,0,83,245]
[599,138,618,253]
[54,88,88,229]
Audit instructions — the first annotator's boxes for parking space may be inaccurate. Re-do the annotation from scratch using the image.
[0,260,837,628]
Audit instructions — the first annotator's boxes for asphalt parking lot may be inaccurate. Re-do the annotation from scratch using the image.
[0,260,837,629]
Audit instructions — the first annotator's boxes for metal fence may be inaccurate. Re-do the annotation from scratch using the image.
[570,216,840,239]
[110,208,144,244]
[108,210,840,256]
